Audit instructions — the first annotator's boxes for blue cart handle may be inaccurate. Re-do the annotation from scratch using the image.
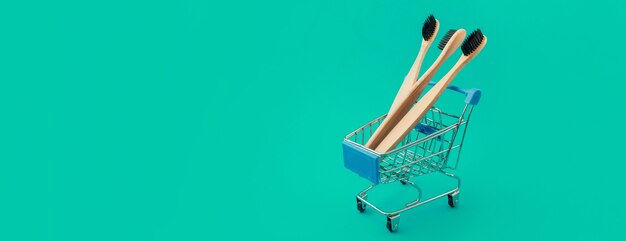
[428,81,481,105]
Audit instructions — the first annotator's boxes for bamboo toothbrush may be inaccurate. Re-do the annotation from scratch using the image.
[399,14,439,99]
[366,29,467,149]
[366,14,439,148]
[375,29,487,153]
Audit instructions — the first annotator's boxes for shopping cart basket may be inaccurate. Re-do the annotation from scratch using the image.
[342,82,481,232]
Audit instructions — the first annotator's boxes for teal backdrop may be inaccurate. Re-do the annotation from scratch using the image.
[1,0,625,240]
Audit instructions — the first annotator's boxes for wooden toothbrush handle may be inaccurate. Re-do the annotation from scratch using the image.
[375,59,469,153]
[400,43,429,98]
[366,33,464,149]
[366,41,430,148]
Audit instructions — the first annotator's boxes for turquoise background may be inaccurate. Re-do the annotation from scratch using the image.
[1,0,625,240]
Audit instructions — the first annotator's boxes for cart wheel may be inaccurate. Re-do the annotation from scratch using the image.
[386,215,399,232]
[447,193,459,208]
[400,180,407,185]
[356,198,366,213]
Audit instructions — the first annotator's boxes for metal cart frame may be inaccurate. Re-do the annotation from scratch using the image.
[342,82,481,232]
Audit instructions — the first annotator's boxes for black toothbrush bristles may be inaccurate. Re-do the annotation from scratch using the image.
[422,14,437,41]
[461,29,484,56]
[438,29,457,50]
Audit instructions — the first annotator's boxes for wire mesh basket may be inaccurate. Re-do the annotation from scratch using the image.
[342,82,481,232]
[344,104,472,184]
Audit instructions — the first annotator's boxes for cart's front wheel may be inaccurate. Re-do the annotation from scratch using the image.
[386,215,399,232]
[447,193,459,208]
[356,198,366,213]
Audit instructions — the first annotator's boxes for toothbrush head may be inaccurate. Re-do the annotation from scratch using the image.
[438,29,458,50]
[422,14,438,41]
[461,29,485,56]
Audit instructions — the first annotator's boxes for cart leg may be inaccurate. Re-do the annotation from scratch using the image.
[440,171,461,207]
[356,186,372,213]
[447,190,459,208]
[386,214,400,232]
[356,196,367,212]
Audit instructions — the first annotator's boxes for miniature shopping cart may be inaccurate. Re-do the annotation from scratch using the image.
[342,82,481,232]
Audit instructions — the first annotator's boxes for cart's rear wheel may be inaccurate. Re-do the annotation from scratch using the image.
[400,180,407,185]
[386,215,399,232]
[447,193,459,208]
[356,198,366,213]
